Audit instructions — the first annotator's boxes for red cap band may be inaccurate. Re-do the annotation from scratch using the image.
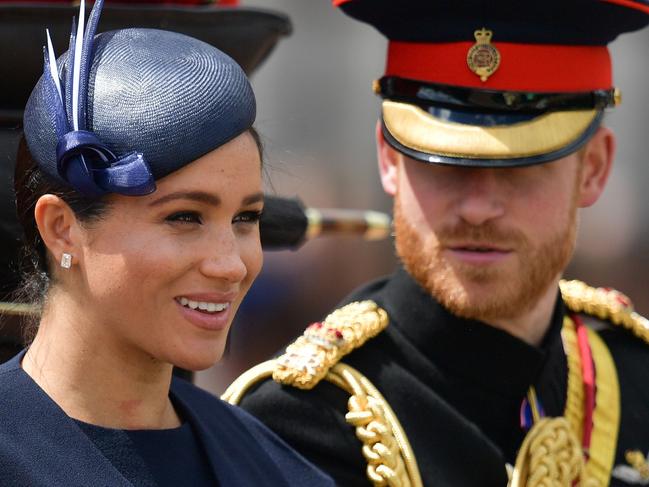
[386,41,612,92]
[603,0,649,14]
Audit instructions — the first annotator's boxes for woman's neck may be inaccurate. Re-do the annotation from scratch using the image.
[22,296,181,430]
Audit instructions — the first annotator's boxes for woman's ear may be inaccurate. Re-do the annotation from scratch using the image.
[34,195,81,269]
[376,121,400,196]
[577,126,615,208]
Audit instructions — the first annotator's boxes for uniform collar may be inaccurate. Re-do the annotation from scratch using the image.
[376,267,566,399]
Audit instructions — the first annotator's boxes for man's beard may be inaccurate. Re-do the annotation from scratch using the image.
[394,192,578,322]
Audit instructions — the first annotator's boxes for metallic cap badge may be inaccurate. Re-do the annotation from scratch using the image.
[467,28,500,82]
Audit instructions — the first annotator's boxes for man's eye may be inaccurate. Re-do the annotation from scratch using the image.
[233,210,263,225]
[166,211,202,224]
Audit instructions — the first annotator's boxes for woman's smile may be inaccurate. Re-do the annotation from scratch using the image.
[178,297,230,313]
[174,291,239,331]
[175,298,233,332]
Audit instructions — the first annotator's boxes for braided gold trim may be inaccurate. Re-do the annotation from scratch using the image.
[221,360,275,404]
[224,302,418,486]
[272,301,389,390]
[562,318,585,447]
[222,361,423,487]
[510,315,620,487]
[510,317,589,487]
[330,363,423,487]
[585,327,620,485]
[562,317,620,486]
[510,417,586,487]
[560,279,649,344]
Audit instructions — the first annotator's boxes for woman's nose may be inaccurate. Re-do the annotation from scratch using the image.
[198,231,248,284]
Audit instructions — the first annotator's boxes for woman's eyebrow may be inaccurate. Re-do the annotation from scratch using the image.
[148,191,221,207]
[242,192,264,206]
[148,191,264,207]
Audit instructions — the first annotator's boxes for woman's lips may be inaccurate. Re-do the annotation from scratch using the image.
[174,293,237,331]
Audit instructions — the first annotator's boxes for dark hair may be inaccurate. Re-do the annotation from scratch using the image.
[14,135,110,293]
[14,127,264,339]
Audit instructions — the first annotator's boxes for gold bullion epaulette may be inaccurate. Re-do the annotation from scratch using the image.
[560,279,649,345]
[272,300,389,390]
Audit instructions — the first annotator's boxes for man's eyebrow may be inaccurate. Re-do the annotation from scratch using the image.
[148,191,221,207]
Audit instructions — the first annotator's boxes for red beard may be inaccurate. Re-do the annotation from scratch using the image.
[393,191,578,322]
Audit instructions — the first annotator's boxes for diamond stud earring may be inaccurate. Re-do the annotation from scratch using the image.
[60,253,72,269]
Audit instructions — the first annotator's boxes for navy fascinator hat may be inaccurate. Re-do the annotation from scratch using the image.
[23,0,256,198]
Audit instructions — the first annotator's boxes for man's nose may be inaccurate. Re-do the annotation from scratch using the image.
[455,169,506,226]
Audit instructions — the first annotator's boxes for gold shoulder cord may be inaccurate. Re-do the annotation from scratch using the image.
[223,301,423,487]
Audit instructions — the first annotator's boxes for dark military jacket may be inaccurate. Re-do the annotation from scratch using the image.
[239,268,649,486]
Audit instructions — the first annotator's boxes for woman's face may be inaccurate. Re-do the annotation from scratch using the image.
[73,132,263,371]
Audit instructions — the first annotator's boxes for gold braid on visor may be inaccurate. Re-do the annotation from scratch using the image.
[382,100,598,160]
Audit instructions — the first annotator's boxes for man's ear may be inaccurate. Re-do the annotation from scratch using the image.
[34,195,81,268]
[376,121,400,196]
[577,126,615,208]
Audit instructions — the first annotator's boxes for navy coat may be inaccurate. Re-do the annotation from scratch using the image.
[0,351,334,487]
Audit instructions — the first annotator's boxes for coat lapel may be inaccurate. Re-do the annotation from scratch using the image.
[0,351,133,487]
[170,378,293,487]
